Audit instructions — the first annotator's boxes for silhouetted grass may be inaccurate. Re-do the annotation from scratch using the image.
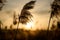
[0,29,60,40]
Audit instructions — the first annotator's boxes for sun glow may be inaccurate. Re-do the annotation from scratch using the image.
[18,16,38,31]
[24,20,34,30]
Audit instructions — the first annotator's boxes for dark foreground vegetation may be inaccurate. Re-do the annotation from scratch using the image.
[0,29,60,40]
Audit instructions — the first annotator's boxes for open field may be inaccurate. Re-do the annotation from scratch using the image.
[0,29,60,40]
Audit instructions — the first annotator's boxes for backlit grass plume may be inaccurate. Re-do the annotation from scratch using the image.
[19,0,36,24]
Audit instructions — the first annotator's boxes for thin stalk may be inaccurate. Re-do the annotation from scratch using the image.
[17,22,19,30]
[15,22,19,40]
[47,13,52,35]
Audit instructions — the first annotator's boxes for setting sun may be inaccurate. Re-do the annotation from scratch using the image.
[24,20,34,30]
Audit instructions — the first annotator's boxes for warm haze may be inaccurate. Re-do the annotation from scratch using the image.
[0,0,54,30]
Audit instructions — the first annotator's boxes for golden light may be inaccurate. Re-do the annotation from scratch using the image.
[24,20,34,30]
[19,17,37,31]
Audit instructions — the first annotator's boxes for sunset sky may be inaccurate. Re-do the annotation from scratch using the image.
[0,0,54,30]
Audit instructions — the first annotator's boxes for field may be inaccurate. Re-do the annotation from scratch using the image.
[0,29,60,40]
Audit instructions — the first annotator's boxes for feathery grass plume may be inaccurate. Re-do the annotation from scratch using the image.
[51,0,60,29]
[51,0,60,18]
[0,0,6,10]
[19,0,36,24]
[48,0,60,30]
[13,12,17,25]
